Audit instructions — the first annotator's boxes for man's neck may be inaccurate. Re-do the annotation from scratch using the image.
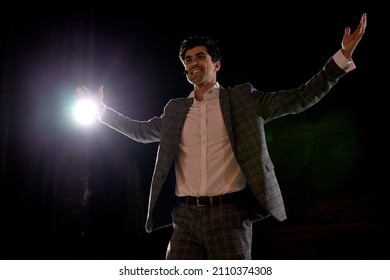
[194,82,216,101]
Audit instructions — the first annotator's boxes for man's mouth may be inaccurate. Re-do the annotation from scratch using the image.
[191,68,202,74]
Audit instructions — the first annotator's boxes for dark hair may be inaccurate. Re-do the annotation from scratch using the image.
[179,35,221,63]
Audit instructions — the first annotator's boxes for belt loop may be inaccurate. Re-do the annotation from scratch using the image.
[209,196,213,206]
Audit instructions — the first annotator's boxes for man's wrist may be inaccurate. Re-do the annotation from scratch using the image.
[333,49,356,72]
[97,104,107,121]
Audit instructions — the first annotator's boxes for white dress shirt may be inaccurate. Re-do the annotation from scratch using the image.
[175,82,247,197]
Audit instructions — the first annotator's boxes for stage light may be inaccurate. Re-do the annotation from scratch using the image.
[73,99,97,125]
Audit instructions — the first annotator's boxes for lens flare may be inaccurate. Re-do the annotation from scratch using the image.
[73,99,97,125]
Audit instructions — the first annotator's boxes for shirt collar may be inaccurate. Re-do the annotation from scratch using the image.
[188,82,220,102]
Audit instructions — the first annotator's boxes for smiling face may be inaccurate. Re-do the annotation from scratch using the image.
[182,45,221,89]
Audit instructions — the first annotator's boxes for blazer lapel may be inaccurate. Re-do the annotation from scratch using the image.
[169,97,194,148]
[219,87,235,152]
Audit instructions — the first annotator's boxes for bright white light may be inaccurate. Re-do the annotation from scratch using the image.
[73,99,97,125]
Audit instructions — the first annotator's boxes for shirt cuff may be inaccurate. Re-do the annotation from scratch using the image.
[333,49,356,73]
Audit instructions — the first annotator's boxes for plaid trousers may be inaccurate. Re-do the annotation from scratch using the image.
[166,202,253,260]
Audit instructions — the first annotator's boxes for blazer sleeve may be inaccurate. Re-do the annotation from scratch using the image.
[100,107,162,143]
[246,56,348,123]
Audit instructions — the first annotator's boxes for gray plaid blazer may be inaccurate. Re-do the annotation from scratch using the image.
[101,57,347,233]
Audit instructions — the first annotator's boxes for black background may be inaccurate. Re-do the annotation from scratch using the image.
[1,3,388,260]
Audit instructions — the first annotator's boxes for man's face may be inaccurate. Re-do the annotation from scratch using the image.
[183,46,220,87]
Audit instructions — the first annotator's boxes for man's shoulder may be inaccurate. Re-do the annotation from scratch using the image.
[164,97,194,111]
[166,97,192,104]
[221,82,254,94]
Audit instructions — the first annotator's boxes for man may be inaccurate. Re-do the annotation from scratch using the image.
[76,13,367,259]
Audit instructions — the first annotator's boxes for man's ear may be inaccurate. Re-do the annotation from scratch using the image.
[214,61,221,71]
